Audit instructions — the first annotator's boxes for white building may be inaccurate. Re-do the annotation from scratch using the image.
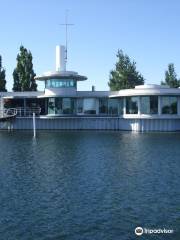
[1,45,180,131]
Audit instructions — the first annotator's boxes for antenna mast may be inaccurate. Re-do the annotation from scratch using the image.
[60,10,74,65]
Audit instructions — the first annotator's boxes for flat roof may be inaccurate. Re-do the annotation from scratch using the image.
[2,85,180,99]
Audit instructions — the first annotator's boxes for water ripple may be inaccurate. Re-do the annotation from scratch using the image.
[0,131,179,240]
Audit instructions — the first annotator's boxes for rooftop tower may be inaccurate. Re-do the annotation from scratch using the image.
[56,45,66,72]
[35,44,87,96]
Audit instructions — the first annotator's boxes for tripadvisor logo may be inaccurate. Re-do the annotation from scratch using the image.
[135,226,174,236]
[135,227,143,236]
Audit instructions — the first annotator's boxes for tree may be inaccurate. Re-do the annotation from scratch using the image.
[0,55,7,92]
[13,46,37,91]
[108,50,145,90]
[161,63,180,88]
[13,69,21,91]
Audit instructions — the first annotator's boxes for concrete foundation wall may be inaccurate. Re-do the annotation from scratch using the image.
[2,117,180,132]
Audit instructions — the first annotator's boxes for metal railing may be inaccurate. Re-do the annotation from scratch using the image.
[0,108,17,119]
[16,107,41,117]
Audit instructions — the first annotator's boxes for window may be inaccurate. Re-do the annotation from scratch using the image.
[118,98,124,115]
[77,99,83,113]
[161,96,177,114]
[141,96,158,114]
[99,98,108,114]
[48,98,75,114]
[126,97,138,114]
[46,79,76,88]
[62,98,75,114]
[70,81,74,87]
[55,98,62,114]
[108,99,119,115]
[83,98,96,114]
[48,98,55,114]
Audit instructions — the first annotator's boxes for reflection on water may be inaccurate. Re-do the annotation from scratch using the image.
[0,131,179,240]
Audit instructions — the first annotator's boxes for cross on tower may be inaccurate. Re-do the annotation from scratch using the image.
[60,10,74,64]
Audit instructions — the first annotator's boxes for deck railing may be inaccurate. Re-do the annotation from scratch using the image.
[0,108,17,119]
[16,107,41,117]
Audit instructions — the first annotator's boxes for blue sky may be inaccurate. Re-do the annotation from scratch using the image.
[1,0,180,91]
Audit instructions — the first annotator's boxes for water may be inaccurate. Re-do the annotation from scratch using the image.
[0,131,179,240]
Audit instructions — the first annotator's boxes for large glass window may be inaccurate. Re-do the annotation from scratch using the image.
[83,98,96,114]
[62,98,71,114]
[141,96,158,114]
[99,98,108,114]
[99,98,123,115]
[46,79,77,88]
[62,98,75,114]
[48,97,75,114]
[161,96,177,114]
[108,99,119,115]
[48,98,55,114]
[77,99,83,113]
[118,98,124,115]
[126,97,138,114]
[55,98,62,114]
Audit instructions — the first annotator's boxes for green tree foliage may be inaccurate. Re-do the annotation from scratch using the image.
[13,46,37,91]
[13,69,21,91]
[0,55,7,92]
[161,63,180,88]
[108,50,145,90]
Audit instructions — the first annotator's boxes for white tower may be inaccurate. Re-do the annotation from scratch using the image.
[56,45,66,72]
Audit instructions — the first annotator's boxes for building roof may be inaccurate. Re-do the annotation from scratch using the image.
[35,71,87,81]
[110,84,180,97]
[2,85,180,99]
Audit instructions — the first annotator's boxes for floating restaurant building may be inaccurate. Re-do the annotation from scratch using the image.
[1,45,180,131]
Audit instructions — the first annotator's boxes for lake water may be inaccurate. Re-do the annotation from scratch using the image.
[0,131,179,240]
